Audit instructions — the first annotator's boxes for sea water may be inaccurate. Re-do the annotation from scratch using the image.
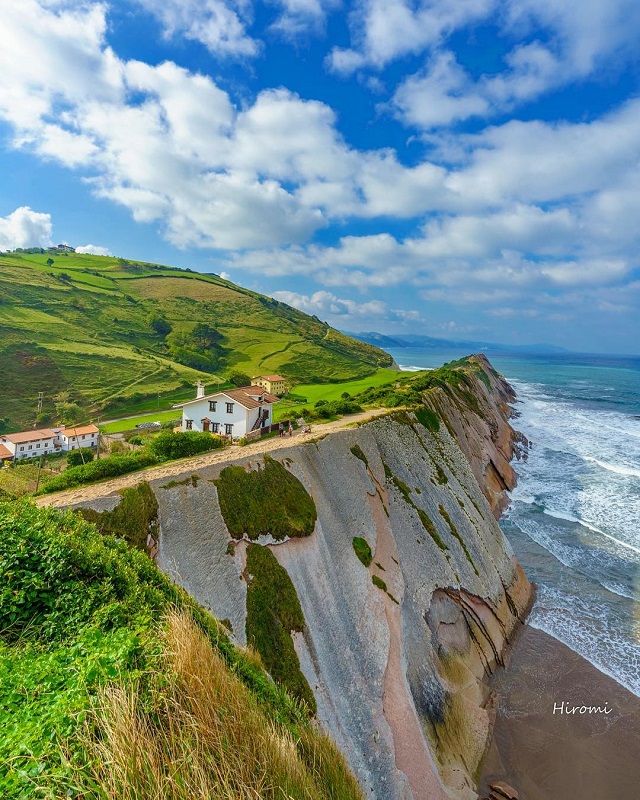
[386,347,640,696]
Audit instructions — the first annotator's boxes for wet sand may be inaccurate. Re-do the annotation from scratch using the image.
[479,626,640,799]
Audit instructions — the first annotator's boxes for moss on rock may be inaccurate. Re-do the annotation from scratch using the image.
[214,455,317,541]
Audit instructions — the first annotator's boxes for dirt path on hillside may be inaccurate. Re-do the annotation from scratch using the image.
[36,408,390,509]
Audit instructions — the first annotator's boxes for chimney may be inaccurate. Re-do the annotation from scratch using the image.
[196,381,205,399]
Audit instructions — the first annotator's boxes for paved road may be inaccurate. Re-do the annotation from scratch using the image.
[36,408,390,508]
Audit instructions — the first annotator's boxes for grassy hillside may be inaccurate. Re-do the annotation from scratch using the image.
[0,500,364,799]
[0,251,393,430]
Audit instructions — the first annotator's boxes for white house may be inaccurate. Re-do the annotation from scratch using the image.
[175,383,279,439]
[0,423,99,461]
[59,424,100,452]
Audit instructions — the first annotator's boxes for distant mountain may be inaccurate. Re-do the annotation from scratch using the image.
[346,331,569,355]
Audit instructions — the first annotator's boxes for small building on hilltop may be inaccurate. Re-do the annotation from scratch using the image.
[175,382,279,439]
[0,423,99,461]
[47,243,76,253]
[251,374,287,396]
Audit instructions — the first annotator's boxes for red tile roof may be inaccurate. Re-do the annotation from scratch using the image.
[61,424,99,438]
[2,428,57,444]
[0,444,13,459]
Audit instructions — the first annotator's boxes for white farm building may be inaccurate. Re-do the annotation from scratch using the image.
[175,383,279,439]
[0,423,99,462]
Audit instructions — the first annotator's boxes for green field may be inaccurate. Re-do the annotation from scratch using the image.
[100,409,181,434]
[0,251,393,430]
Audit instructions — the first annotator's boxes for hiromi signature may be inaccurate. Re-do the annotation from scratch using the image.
[553,701,612,714]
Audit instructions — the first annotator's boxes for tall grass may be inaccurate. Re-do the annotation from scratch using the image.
[85,610,363,800]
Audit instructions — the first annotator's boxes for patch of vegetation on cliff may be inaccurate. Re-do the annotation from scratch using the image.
[245,543,316,713]
[0,501,362,799]
[414,406,440,432]
[78,481,158,552]
[214,455,317,541]
[434,464,449,485]
[350,443,368,466]
[352,536,373,567]
[161,473,200,489]
[384,466,449,552]
[438,504,478,575]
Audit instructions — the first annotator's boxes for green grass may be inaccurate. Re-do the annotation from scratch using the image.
[78,482,159,552]
[245,543,316,712]
[0,501,362,798]
[214,455,317,541]
[100,408,181,433]
[293,369,399,404]
[372,575,387,592]
[352,536,373,567]
[0,252,392,430]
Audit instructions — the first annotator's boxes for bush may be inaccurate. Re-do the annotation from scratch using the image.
[38,454,157,494]
[127,435,143,446]
[66,448,95,468]
[149,431,223,461]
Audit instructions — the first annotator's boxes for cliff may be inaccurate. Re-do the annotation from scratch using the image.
[69,357,532,800]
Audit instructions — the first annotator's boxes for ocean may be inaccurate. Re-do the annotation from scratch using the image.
[386,347,640,697]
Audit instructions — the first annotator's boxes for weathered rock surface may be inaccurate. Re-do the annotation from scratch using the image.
[69,357,532,800]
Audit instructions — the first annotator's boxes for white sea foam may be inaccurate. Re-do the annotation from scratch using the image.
[584,457,640,478]
[502,375,640,692]
[529,585,640,697]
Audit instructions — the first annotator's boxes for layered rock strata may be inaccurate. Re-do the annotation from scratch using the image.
[70,357,532,800]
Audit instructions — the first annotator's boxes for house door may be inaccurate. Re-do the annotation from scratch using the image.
[202,420,210,432]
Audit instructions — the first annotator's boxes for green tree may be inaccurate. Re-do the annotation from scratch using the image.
[148,315,172,337]
[229,372,251,387]
[66,448,94,468]
[46,257,54,267]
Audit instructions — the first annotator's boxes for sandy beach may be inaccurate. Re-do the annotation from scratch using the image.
[478,626,640,799]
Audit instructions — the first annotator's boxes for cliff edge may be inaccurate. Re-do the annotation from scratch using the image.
[69,356,532,800]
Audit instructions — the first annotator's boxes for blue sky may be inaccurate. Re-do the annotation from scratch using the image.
[1,0,639,353]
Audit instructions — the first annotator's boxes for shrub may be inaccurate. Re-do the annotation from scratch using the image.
[149,430,223,460]
[66,448,95,467]
[38,454,157,494]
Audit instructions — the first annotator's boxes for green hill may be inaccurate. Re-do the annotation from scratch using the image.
[0,251,393,430]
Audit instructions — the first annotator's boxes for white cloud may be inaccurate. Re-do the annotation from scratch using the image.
[134,0,258,57]
[0,206,52,251]
[76,244,111,255]
[269,0,338,37]
[328,0,494,73]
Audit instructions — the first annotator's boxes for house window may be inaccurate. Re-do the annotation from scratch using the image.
[36,443,40,448]
[212,422,220,433]
[28,445,32,450]
[226,402,234,413]
[209,400,217,411]
[185,419,193,430]
[225,423,233,435]
[82,435,86,440]
[19,446,24,452]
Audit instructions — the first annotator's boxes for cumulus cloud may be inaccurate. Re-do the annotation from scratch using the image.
[0,206,52,251]
[328,0,494,73]
[134,0,258,57]
[271,288,423,325]
[76,244,111,255]
[1,0,639,338]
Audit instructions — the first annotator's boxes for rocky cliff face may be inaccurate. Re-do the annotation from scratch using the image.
[71,357,532,800]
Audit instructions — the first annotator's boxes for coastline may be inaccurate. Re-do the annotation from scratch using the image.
[478,366,640,799]
[478,626,640,799]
